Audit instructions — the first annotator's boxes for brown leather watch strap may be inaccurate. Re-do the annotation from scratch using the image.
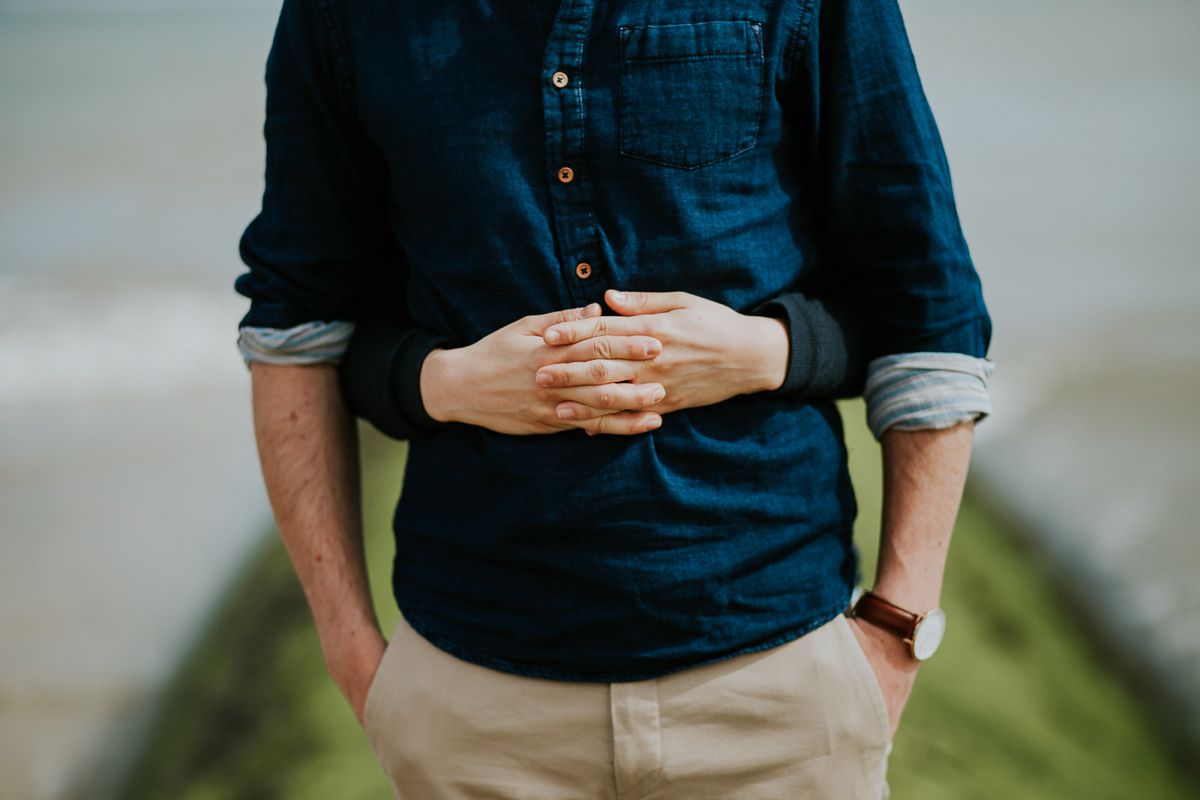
[851,591,918,639]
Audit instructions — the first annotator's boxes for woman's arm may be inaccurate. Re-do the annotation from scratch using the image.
[338,283,868,440]
[749,288,867,399]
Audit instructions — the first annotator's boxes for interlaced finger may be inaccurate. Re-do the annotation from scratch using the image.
[570,410,662,436]
[542,314,657,346]
[551,382,665,413]
[540,334,662,365]
[536,358,646,389]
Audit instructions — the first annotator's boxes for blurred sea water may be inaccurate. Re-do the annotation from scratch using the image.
[0,0,1196,797]
[0,2,282,797]
[901,0,1200,755]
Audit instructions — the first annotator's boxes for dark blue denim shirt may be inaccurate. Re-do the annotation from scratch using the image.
[235,0,992,681]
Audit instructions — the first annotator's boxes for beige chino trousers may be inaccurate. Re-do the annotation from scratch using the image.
[362,612,892,799]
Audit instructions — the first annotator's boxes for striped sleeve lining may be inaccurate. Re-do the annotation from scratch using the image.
[237,321,356,366]
[864,352,995,440]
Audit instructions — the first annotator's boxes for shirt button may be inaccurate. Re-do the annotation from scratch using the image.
[551,70,569,88]
[575,261,592,279]
[557,166,574,184]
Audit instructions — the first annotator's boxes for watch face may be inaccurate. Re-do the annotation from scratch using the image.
[912,608,947,661]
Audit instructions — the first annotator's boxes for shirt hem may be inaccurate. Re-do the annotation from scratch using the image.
[393,588,855,684]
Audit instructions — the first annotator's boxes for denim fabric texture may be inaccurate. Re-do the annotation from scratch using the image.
[234,0,992,681]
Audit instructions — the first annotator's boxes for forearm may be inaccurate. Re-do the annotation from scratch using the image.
[249,362,377,646]
[870,419,975,611]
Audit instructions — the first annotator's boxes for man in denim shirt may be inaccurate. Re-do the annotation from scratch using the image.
[235,0,993,796]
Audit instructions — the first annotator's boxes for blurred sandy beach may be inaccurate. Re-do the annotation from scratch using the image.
[0,1,1197,797]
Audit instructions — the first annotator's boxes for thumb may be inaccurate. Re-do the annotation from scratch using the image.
[605,289,691,316]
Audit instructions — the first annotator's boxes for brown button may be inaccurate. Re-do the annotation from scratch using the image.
[557,166,574,183]
[551,70,569,88]
[574,261,592,279]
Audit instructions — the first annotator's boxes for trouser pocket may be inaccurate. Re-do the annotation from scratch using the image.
[362,618,405,753]
[834,613,893,748]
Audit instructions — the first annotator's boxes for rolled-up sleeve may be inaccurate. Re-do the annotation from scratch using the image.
[234,0,397,364]
[237,321,357,365]
[864,351,995,439]
[791,0,995,438]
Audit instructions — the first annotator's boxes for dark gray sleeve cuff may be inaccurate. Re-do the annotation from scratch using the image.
[749,292,867,398]
[338,317,455,441]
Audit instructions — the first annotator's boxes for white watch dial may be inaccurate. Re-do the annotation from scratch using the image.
[912,608,946,661]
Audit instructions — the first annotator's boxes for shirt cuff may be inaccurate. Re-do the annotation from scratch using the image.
[237,321,356,366]
[750,292,866,397]
[337,320,456,440]
[394,329,455,433]
[864,352,996,440]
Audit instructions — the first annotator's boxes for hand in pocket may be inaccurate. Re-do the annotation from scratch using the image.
[847,615,920,740]
[324,625,389,727]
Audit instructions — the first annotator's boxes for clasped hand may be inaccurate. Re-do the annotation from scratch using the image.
[421,289,788,436]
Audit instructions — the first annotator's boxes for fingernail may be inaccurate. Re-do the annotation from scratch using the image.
[545,329,561,344]
[610,291,627,303]
[585,302,601,315]
[536,370,554,387]
[646,340,662,356]
[556,406,576,420]
[643,417,662,432]
[651,387,665,403]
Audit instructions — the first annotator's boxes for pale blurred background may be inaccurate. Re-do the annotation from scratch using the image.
[1,1,1197,798]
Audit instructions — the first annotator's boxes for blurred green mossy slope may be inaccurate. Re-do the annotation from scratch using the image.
[122,400,1197,799]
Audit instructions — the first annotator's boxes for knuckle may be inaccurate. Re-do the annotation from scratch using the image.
[594,337,612,359]
[589,360,608,381]
[597,389,615,409]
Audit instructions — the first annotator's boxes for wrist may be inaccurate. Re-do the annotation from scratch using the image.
[852,589,948,663]
[320,622,386,722]
[870,576,943,617]
[743,314,789,393]
[419,347,461,423]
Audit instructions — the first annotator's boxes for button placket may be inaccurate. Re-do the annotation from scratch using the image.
[541,0,608,306]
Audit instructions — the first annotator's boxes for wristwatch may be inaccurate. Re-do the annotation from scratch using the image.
[850,591,947,661]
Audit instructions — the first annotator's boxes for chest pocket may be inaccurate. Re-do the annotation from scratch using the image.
[617,19,765,170]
